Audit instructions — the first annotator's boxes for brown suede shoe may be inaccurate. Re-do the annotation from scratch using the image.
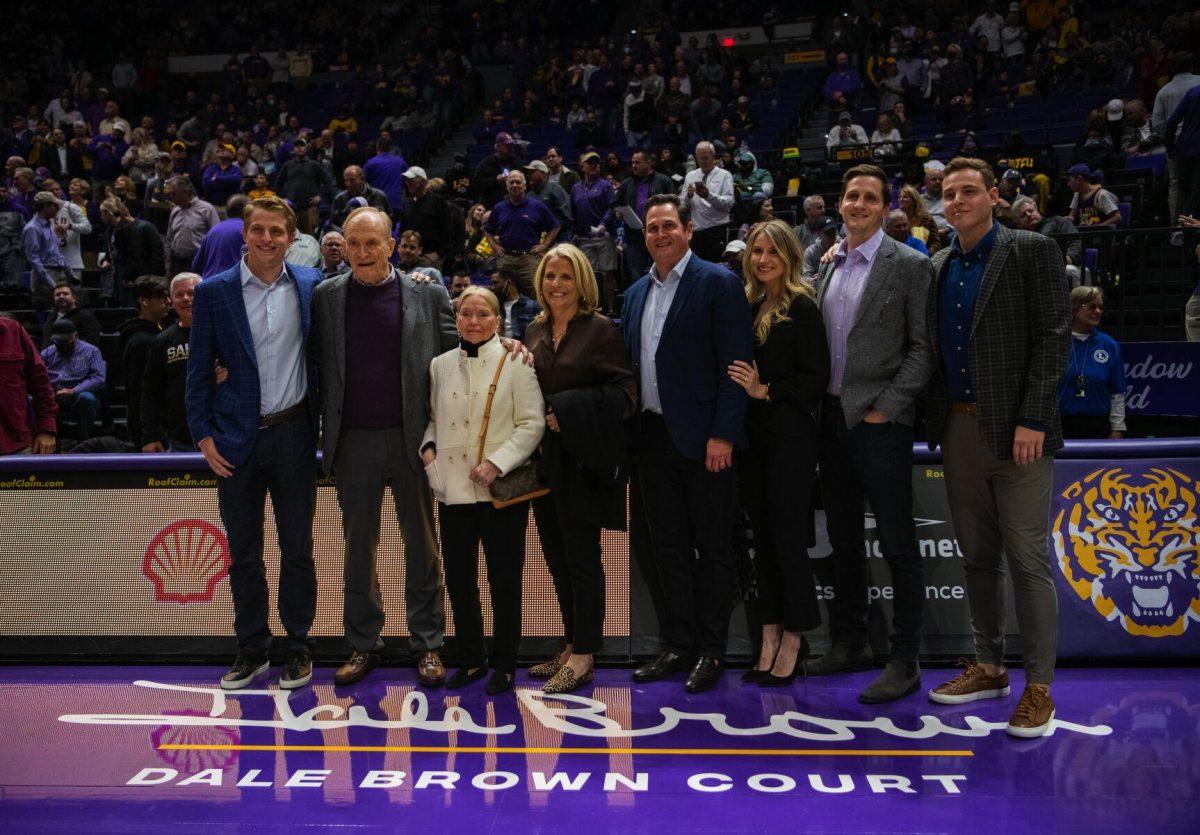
[1006,684,1055,738]
[334,650,379,686]
[928,660,1011,705]
[417,650,446,687]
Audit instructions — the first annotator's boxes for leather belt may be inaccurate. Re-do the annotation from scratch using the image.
[950,402,980,416]
[259,399,307,429]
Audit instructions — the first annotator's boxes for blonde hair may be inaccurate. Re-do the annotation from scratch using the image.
[100,197,130,218]
[741,219,815,345]
[532,243,599,324]
[457,285,500,315]
[246,195,297,232]
[899,184,937,231]
[1069,285,1103,318]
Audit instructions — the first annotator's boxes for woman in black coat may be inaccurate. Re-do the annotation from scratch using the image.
[524,243,637,694]
[727,219,830,686]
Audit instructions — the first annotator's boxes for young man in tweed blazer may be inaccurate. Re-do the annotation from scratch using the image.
[923,157,1069,738]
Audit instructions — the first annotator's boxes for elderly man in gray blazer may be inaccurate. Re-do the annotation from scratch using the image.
[310,207,458,688]
[810,164,934,705]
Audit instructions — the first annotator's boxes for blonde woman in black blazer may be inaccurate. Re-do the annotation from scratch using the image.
[727,219,830,687]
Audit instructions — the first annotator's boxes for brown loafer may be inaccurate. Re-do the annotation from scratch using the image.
[334,650,379,686]
[417,650,445,687]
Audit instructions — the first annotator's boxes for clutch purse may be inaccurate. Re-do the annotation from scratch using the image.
[477,355,550,509]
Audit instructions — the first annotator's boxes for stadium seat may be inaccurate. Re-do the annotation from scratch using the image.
[1126,154,1166,178]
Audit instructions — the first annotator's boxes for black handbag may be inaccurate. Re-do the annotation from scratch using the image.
[477,356,550,509]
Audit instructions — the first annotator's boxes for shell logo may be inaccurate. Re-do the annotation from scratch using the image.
[143,520,231,604]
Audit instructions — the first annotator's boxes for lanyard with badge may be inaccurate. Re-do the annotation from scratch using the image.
[1070,334,1089,398]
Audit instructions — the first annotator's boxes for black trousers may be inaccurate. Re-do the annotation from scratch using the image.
[740,427,822,633]
[1061,413,1111,439]
[636,412,738,659]
[690,224,730,263]
[533,492,605,654]
[439,500,528,673]
[818,396,923,661]
[216,414,317,655]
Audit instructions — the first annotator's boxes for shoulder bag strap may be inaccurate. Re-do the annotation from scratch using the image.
[476,353,508,467]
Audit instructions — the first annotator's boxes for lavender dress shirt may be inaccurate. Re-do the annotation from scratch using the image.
[823,227,885,395]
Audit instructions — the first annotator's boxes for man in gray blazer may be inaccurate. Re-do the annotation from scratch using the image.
[310,207,458,687]
[810,164,934,704]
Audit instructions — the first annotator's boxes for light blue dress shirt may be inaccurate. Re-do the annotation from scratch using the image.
[239,257,306,415]
[639,248,692,413]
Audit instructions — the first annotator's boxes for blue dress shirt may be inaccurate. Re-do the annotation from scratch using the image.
[239,257,306,415]
[939,222,998,404]
[639,249,692,413]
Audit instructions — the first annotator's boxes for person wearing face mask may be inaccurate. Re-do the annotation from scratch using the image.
[726,219,829,687]
[309,207,461,689]
[422,286,546,695]
[141,273,202,452]
[40,318,105,441]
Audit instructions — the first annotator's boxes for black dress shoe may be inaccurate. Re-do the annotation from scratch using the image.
[741,668,770,684]
[685,656,724,693]
[632,651,693,683]
[485,670,514,695]
[446,666,488,690]
[806,642,874,676]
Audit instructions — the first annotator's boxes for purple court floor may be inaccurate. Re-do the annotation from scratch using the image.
[0,664,1196,833]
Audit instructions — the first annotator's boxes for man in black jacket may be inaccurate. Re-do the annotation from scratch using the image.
[613,150,676,283]
[276,139,334,234]
[472,132,521,209]
[42,281,102,348]
[116,276,168,445]
[397,166,458,269]
[141,273,200,451]
[100,197,165,303]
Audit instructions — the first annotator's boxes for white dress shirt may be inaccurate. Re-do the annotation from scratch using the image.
[680,166,734,231]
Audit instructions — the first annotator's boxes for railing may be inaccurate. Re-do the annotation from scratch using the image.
[1050,226,1200,343]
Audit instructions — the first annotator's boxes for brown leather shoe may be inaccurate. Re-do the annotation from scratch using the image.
[417,650,445,687]
[334,650,379,686]
[1006,684,1055,738]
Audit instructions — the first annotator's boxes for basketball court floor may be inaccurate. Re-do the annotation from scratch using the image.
[1,663,1196,832]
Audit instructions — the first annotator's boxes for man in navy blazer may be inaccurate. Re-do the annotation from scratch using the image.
[185,195,322,692]
[621,193,753,693]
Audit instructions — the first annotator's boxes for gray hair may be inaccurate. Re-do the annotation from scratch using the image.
[803,194,825,210]
[884,209,908,228]
[1010,195,1037,216]
[695,141,716,156]
[166,175,196,195]
[169,272,201,292]
[320,230,345,245]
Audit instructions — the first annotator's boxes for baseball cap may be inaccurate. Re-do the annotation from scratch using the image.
[818,217,839,233]
[170,140,187,151]
[218,143,236,155]
[838,111,852,123]
[34,190,63,208]
[346,196,368,209]
[494,131,518,146]
[524,159,549,174]
[781,147,800,160]
[580,151,601,163]
[402,166,428,180]
[723,239,747,255]
[51,318,77,336]
[1106,99,1124,121]
[1066,163,1101,182]
[1002,168,1023,180]
[924,159,946,172]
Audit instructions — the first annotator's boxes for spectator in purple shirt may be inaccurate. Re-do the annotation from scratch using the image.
[362,133,408,212]
[41,318,105,441]
[86,128,129,186]
[200,144,243,207]
[823,52,862,110]
[484,170,560,297]
[22,191,73,307]
[192,194,249,278]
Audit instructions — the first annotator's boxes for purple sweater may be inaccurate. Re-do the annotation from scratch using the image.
[342,276,403,428]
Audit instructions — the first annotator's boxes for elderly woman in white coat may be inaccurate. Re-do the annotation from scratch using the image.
[422,286,545,695]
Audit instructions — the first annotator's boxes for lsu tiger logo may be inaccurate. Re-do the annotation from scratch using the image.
[1051,467,1200,637]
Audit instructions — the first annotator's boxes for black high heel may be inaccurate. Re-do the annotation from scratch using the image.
[759,636,810,688]
[742,668,771,684]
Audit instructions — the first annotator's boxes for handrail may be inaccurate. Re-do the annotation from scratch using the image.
[4,440,1199,473]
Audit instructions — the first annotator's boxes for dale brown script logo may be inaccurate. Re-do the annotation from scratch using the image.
[142,520,231,604]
